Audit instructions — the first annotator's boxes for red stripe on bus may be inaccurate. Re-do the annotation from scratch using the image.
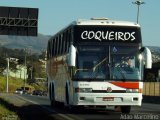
[110,82,139,89]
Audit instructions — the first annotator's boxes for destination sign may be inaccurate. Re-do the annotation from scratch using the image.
[81,31,135,41]
[74,26,141,43]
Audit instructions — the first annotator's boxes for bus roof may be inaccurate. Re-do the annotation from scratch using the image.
[71,18,140,27]
[49,18,140,40]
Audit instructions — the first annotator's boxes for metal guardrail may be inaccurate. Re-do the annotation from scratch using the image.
[143,82,160,96]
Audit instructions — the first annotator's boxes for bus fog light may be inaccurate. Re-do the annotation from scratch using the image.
[80,97,85,100]
[133,97,138,101]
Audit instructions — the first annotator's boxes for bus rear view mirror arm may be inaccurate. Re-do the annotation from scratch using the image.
[139,47,145,53]
[142,47,152,69]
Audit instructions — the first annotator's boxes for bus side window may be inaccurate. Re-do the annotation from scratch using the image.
[51,39,54,57]
[53,38,55,56]
[60,34,64,54]
[64,31,68,53]
[57,36,60,55]
[49,41,52,57]
[55,37,58,56]
[47,41,50,59]
[68,29,71,46]
[58,35,62,54]
[62,33,66,54]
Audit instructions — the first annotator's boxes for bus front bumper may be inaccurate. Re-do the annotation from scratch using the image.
[73,93,142,106]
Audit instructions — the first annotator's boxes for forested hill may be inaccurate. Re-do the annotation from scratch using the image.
[0,34,51,53]
[148,46,160,63]
[0,34,160,63]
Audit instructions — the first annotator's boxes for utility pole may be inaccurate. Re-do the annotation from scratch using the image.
[132,0,145,24]
[24,48,27,90]
[6,58,9,93]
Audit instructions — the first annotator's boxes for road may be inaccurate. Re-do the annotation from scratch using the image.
[0,93,160,120]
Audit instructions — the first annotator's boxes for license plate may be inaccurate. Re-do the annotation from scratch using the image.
[103,97,114,101]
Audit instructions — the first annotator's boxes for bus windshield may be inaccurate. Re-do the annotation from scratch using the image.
[74,45,142,81]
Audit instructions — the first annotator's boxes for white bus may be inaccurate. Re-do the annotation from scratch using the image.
[46,18,152,113]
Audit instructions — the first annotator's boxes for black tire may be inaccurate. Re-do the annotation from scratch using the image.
[121,106,131,114]
[65,86,69,105]
[49,84,52,101]
[51,99,56,107]
[50,85,56,107]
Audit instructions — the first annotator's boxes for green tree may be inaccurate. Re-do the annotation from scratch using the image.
[146,72,155,82]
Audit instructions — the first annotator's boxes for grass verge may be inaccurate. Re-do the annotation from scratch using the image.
[0,75,47,93]
[0,97,19,120]
[0,75,24,92]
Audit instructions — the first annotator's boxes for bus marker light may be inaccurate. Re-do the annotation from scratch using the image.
[138,88,142,93]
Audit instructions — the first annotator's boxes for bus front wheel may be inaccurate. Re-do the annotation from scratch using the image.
[65,86,69,106]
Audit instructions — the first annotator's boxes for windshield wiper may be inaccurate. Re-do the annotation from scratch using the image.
[75,57,107,74]
[92,57,108,72]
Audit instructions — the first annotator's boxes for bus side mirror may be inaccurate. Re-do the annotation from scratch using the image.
[68,45,76,67]
[141,47,152,69]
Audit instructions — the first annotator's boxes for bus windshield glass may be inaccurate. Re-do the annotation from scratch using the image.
[74,45,142,81]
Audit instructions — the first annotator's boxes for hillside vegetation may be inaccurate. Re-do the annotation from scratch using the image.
[0,34,50,53]
[0,75,25,92]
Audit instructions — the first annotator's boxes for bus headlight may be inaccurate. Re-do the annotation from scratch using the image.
[126,89,142,93]
[75,88,93,93]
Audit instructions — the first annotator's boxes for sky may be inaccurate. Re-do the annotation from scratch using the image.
[0,0,160,46]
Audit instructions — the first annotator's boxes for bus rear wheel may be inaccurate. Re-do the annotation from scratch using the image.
[51,97,56,107]
[50,86,57,107]
[121,106,131,114]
